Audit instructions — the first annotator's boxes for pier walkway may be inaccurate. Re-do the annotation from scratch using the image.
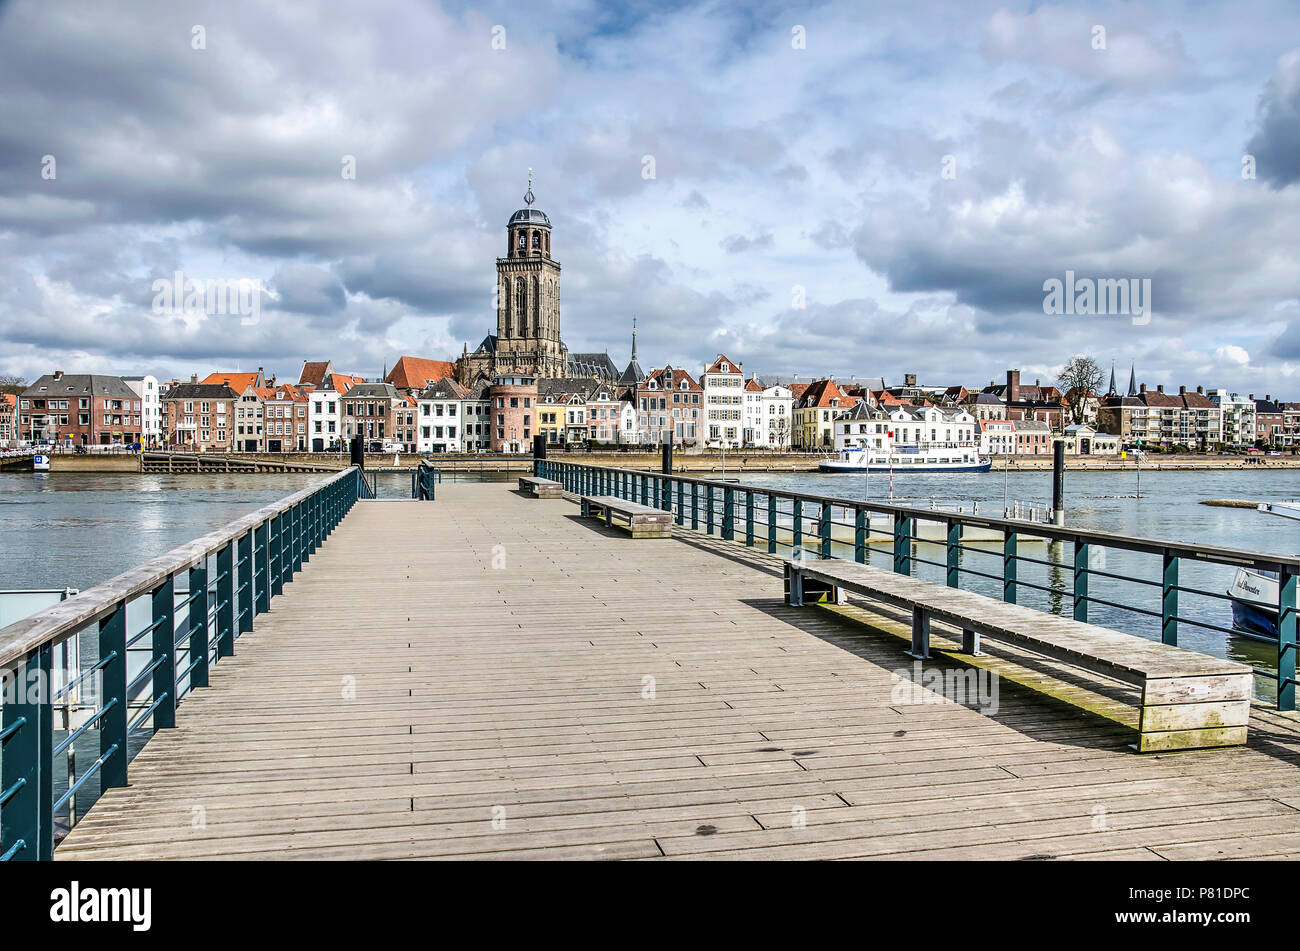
[56,483,1300,860]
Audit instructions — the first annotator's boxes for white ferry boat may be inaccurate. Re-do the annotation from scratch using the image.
[820,445,991,473]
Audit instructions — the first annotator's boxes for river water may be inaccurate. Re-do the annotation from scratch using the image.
[2,467,1297,695]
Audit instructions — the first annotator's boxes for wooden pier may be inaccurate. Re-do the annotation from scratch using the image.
[55,483,1300,860]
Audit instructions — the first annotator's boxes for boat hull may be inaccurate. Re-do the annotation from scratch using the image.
[1227,567,1280,641]
[819,459,992,473]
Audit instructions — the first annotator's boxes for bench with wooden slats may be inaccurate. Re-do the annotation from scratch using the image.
[518,475,563,499]
[580,495,672,538]
[783,557,1252,753]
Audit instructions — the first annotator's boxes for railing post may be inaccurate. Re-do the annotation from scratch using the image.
[217,539,235,658]
[237,529,253,636]
[691,483,699,529]
[1003,531,1018,603]
[98,602,128,792]
[676,479,684,525]
[270,514,284,598]
[641,474,649,506]
[151,574,176,729]
[745,491,755,546]
[255,521,270,616]
[855,508,866,563]
[1279,569,1297,712]
[188,559,210,689]
[707,487,716,536]
[1,643,53,861]
[723,487,735,540]
[892,512,907,574]
[768,495,777,554]
[1073,541,1089,622]
[946,520,959,587]
[819,502,831,558]
[792,499,802,554]
[1161,551,1178,645]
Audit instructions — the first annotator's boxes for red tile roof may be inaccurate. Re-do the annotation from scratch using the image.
[202,371,260,391]
[799,379,847,408]
[703,354,742,375]
[385,356,456,391]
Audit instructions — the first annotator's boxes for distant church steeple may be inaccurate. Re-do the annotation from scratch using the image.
[1127,363,1138,397]
[1107,362,1117,396]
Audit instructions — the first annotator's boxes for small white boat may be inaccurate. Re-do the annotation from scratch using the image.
[821,445,991,473]
[1227,567,1278,641]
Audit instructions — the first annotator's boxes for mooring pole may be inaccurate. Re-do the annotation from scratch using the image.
[533,433,547,475]
[1051,438,1065,526]
[662,433,673,475]
[350,434,364,470]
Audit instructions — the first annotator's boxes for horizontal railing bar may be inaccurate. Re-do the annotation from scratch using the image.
[128,693,170,734]
[127,655,168,696]
[1079,594,1163,619]
[0,716,26,742]
[0,839,25,861]
[539,460,1300,572]
[53,744,119,812]
[52,698,119,757]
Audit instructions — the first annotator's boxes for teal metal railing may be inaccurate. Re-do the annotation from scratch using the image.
[536,459,1300,712]
[0,467,362,861]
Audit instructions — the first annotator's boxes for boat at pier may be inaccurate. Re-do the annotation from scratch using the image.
[820,445,991,473]
[1227,567,1278,641]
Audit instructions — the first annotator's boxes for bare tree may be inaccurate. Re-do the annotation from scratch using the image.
[0,375,27,396]
[1057,356,1104,426]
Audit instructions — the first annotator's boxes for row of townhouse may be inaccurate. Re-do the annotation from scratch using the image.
[12,372,154,446]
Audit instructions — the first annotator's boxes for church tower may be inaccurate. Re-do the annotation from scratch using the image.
[495,171,565,376]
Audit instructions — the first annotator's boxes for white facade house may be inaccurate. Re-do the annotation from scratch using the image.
[979,419,1016,456]
[122,375,161,446]
[308,386,343,452]
[882,404,978,450]
[617,399,638,444]
[1208,389,1256,448]
[702,354,745,448]
[832,401,887,450]
[417,378,469,453]
[743,376,795,448]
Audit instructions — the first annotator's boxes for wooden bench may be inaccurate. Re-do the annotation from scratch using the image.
[518,476,563,499]
[580,495,672,538]
[784,558,1252,753]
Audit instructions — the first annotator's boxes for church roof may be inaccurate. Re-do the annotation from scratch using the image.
[619,358,644,385]
[567,352,619,380]
[508,208,551,228]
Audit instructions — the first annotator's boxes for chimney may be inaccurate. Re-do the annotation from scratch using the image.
[1157,384,1164,393]
[1266,394,1272,402]
[904,372,917,387]
[1179,385,1186,396]
[1140,383,1147,394]
[1249,394,1255,401]
[190,373,198,384]
[1196,385,1204,395]
[1007,369,1021,404]
[53,370,64,381]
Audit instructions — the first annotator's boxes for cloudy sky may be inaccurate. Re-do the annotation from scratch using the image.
[1,0,1297,394]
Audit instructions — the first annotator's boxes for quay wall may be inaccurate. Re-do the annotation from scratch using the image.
[7,450,1299,474]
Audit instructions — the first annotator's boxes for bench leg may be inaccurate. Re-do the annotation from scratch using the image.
[605,508,612,528]
[788,568,804,607]
[581,498,590,517]
[961,628,984,656]
[906,607,930,659]
[833,584,847,605]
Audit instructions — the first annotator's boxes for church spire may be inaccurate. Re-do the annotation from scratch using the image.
[1127,363,1137,397]
[631,315,637,361]
[1107,362,1117,396]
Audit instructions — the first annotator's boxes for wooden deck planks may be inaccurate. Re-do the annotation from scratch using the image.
[55,482,1300,860]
